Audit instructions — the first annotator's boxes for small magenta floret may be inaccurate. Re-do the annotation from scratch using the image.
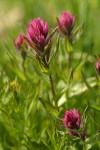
[14,34,25,49]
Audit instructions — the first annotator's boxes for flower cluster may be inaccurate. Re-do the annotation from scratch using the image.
[14,11,89,142]
[62,109,86,140]
[13,10,93,144]
[14,11,76,66]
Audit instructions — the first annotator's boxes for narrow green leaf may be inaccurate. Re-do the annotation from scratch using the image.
[81,71,92,90]
[25,81,40,118]
[90,105,100,112]
[39,98,59,117]
[72,23,84,44]
[48,34,59,64]
[85,132,100,150]
[65,37,73,53]
[31,141,50,150]
[32,58,49,83]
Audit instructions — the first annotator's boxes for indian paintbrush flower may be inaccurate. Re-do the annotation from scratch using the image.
[62,109,81,130]
[57,11,75,36]
[96,55,100,75]
[26,18,49,55]
[23,17,55,66]
[62,109,87,140]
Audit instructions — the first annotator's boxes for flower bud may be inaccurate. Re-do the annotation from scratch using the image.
[69,130,79,137]
[96,55,100,74]
[27,18,49,52]
[14,34,27,60]
[62,109,81,130]
[80,131,87,140]
[57,11,75,35]
[14,34,26,50]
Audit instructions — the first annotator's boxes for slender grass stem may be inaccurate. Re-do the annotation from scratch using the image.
[49,74,58,110]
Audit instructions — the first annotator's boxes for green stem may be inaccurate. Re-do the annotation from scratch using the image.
[49,74,58,110]
[82,142,85,150]
[22,58,27,79]
[68,52,73,68]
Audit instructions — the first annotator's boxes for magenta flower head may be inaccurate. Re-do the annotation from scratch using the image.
[57,11,75,35]
[96,55,100,74]
[62,109,81,130]
[14,34,26,50]
[26,18,49,54]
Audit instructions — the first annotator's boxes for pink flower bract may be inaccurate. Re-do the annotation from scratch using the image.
[62,109,81,130]
[58,11,75,35]
[27,18,49,51]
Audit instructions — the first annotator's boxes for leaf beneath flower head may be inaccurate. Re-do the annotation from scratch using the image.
[65,37,73,53]
[23,36,41,56]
